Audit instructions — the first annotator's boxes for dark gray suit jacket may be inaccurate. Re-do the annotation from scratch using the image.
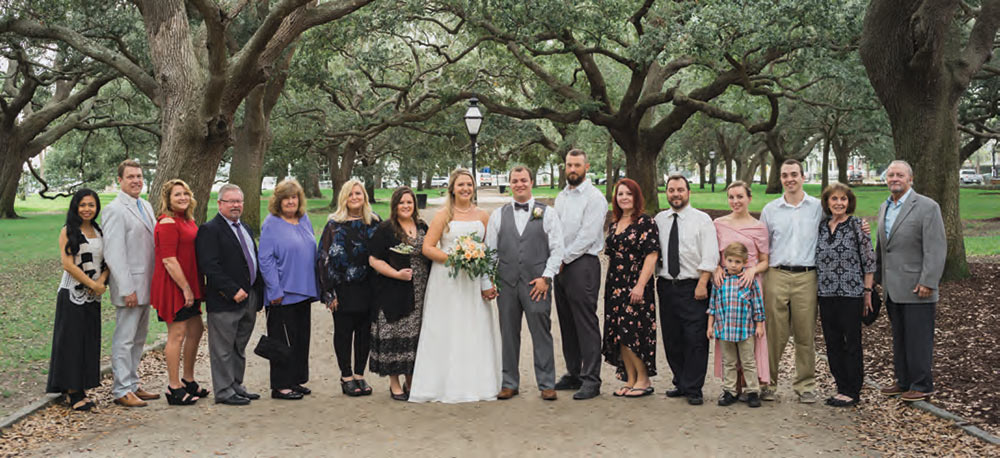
[876,190,946,303]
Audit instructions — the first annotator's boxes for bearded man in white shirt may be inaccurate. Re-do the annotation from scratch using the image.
[552,149,608,400]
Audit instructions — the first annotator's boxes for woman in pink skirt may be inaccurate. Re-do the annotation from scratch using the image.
[711,181,770,400]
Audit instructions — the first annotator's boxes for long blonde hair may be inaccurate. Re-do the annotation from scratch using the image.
[158,178,196,220]
[443,168,475,232]
[330,179,374,224]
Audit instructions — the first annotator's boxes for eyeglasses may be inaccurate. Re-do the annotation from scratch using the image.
[219,199,244,205]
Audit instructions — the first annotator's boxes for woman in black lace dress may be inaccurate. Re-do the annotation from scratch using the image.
[368,188,430,401]
[602,178,660,398]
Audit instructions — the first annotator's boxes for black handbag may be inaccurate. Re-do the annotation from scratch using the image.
[253,310,292,361]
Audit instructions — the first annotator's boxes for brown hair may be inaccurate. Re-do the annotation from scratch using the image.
[508,166,532,181]
[158,178,197,220]
[566,148,587,162]
[781,158,804,175]
[268,178,307,218]
[117,159,141,178]
[666,174,690,191]
[611,178,644,221]
[388,187,423,241]
[723,242,749,261]
[820,182,857,216]
[725,180,752,197]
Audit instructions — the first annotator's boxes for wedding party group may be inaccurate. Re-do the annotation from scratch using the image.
[46,150,945,412]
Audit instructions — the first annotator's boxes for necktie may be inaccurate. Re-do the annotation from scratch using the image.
[136,200,149,225]
[514,202,529,211]
[232,222,256,285]
[668,213,680,279]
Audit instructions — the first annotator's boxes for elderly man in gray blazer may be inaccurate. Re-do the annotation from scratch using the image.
[875,160,946,402]
[102,159,160,407]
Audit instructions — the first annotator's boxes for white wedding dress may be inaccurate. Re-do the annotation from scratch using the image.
[409,220,501,403]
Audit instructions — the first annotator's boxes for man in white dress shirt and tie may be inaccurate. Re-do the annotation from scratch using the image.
[654,175,719,406]
[103,159,161,407]
[484,166,564,401]
[552,149,608,400]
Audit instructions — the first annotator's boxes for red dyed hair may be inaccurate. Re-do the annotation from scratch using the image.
[611,178,644,221]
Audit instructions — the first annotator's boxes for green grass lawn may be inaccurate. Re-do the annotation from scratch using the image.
[0,182,995,379]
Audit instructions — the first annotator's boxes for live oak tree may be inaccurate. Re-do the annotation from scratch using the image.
[0,42,116,218]
[430,0,857,212]
[2,0,374,221]
[859,0,1000,280]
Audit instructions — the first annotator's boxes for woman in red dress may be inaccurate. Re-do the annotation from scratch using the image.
[151,179,206,405]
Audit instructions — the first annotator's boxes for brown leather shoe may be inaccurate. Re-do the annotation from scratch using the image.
[497,388,518,400]
[541,389,557,401]
[901,390,931,402]
[880,383,905,396]
[114,392,148,407]
[135,389,161,401]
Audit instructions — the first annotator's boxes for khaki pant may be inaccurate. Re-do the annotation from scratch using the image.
[721,338,759,394]
[763,269,817,395]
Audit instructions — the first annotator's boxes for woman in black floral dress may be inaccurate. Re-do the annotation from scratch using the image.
[602,178,660,398]
[318,179,380,397]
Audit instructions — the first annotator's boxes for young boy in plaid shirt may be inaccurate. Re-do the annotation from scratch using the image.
[707,242,765,407]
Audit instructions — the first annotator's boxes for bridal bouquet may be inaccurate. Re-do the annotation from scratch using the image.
[445,234,498,285]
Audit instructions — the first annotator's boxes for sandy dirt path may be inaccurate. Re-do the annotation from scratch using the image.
[26,193,867,456]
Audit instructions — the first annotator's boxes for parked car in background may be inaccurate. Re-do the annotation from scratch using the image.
[960,169,983,185]
[431,176,449,187]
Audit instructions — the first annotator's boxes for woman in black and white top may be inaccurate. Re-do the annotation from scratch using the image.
[816,183,876,407]
[47,189,109,411]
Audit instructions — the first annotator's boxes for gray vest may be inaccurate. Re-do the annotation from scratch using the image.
[496,202,550,287]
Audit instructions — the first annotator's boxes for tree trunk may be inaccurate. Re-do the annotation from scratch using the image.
[416,170,424,191]
[0,148,24,219]
[821,136,831,190]
[230,92,270,234]
[549,162,555,189]
[605,136,615,201]
[303,170,322,198]
[325,139,361,209]
[697,161,706,189]
[424,172,432,190]
[759,152,768,185]
[833,140,850,185]
[724,159,733,186]
[623,147,657,213]
[766,154,782,194]
[858,0,982,280]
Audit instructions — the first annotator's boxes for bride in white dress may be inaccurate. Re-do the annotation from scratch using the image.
[409,169,501,403]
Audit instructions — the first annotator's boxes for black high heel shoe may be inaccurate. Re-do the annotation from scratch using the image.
[356,379,373,396]
[182,378,210,398]
[341,379,363,397]
[165,386,199,406]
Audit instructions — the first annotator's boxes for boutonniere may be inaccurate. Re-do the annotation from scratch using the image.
[389,243,416,255]
[531,207,544,220]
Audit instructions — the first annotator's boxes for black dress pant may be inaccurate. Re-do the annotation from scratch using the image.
[657,278,709,397]
[819,296,863,399]
[553,255,603,388]
[886,296,935,393]
[333,310,372,378]
[267,300,311,390]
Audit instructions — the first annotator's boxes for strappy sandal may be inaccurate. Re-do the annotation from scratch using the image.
[612,386,634,397]
[182,379,210,398]
[356,379,373,396]
[165,386,199,405]
[67,391,95,411]
[341,379,363,397]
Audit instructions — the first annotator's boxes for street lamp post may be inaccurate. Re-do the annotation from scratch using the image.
[464,98,483,202]
[708,150,717,192]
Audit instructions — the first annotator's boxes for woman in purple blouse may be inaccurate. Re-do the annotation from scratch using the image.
[258,179,318,401]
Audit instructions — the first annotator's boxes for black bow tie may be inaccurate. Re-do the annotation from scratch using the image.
[514,202,530,211]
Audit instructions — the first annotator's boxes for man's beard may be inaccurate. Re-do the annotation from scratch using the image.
[669,198,688,210]
[567,173,584,186]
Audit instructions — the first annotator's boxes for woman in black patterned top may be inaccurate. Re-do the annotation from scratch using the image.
[816,183,876,407]
[602,178,660,398]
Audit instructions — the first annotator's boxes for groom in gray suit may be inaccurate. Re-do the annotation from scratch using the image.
[876,160,946,402]
[484,166,563,401]
[103,159,160,407]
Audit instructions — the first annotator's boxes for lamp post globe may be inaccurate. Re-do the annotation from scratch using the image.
[464,98,483,202]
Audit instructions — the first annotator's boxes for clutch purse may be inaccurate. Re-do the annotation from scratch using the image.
[253,319,292,361]
[862,287,882,326]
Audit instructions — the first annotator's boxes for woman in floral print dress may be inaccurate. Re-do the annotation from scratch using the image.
[602,178,660,398]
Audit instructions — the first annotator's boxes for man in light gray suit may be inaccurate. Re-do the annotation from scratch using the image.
[483,166,563,401]
[876,160,946,402]
[103,159,160,407]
